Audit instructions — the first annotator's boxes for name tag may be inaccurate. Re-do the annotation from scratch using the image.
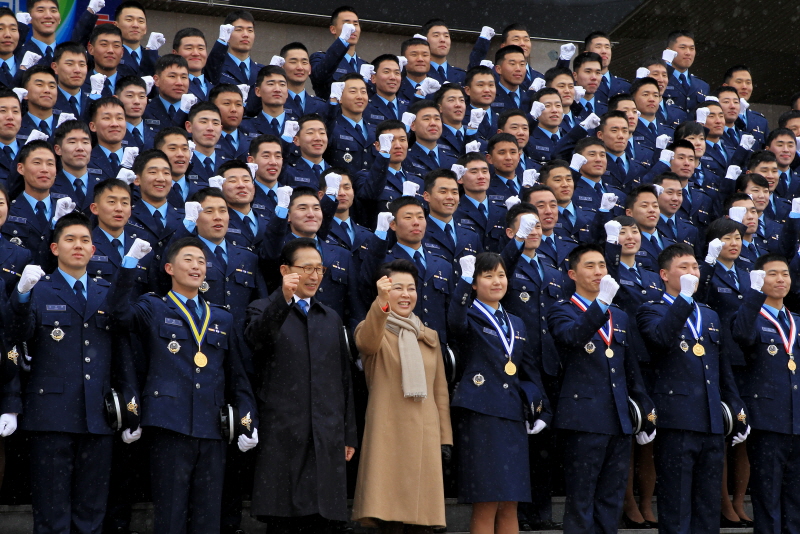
[634,136,645,141]
[88,168,103,174]
[46,305,67,311]
[370,114,385,120]
[51,192,67,199]
[488,195,504,201]
[252,203,265,210]
[761,326,777,333]
[578,196,593,202]
[165,318,182,326]
[294,177,310,183]
[226,228,242,234]
[515,272,527,279]
[535,145,549,151]
[339,134,354,141]
[424,242,440,249]
[460,219,473,225]
[483,327,498,336]
[8,216,25,223]
[335,68,348,74]
[717,287,732,293]
[636,251,647,256]
[144,119,160,126]
[620,279,634,286]
[91,255,108,262]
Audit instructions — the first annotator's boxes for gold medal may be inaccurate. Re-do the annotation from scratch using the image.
[199,280,210,293]
[693,343,705,357]
[790,360,797,372]
[505,360,517,375]
[473,373,485,386]
[680,340,689,352]
[50,326,64,342]
[768,344,778,356]
[519,291,530,303]
[194,351,208,368]
[343,152,353,163]
[605,347,614,358]
[585,341,596,354]
[167,340,181,354]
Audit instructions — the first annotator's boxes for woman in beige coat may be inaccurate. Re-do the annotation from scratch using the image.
[353,259,453,534]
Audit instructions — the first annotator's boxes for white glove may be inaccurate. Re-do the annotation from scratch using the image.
[398,56,408,71]
[238,427,258,452]
[636,67,650,79]
[704,96,719,103]
[739,98,750,113]
[529,77,546,92]
[696,107,710,124]
[467,108,486,129]
[661,49,678,63]
[146,32,165,50]
[654,184,665,197]
[187,200,204,220]
[141,76,154,95]
[598,274,620,305]
[522,169,539,187]
[269,55,285,67]
[417,78,441,97]
[451,164,466,179]
[479,60,494,69]
[728,206,746,223]
[659,149,674,163]
[276,185,293,209]
[679,273,699,297]
[656,134,672,150]
[740,134,755,150]
[505,195,521,210]
[526,419,547,435]
[121,426,142,444]
[180,94,198,113]
[18,265,45,294]
[530,101,545,120]
[792,198,800,214]
[88,0,105,12]
[605,220,622,244]
[570,153,587,172]
[330,82,345,101]
[378,133,394,152]
[580,113,601,130]
[247,162,258,179]
[218,24,234,43]
[121,146,139,169]
[56,113,76,128]
[459,255,476,279]
[359,63,375,83]
[16,12,31,24]
[236,84,249,103]
[480,26,495,40]
[376,212,394,233]
[188,140,196,152]
[465,140,481,153]
[12,88,27,102]
[208,176,224,190]
[21,51,41,69]
[636,429,656,445]
[574,86,586,101]
[705,238,723,265]
[560,43,577,61]
[53,197,76,222]
[116,168,136,185]
[750,270,766,292]
[126,238,152,260]
[25,130,49,144]
[339,23,356,41]
[325,173,342,196]
[515,213,538,239]
[732,424,751,446]
[401,112,416,130]
[402,181,419,197]
[90,73,107,94]
[0,413,17,437]
[725,165,742,181]
[282,120,299,138]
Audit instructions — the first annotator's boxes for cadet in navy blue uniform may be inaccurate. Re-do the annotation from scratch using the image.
[723,66,768,149]
[699,101,753,182]
[452,152,509,253]
[767,127,800,198]
[110,235,258,534]
[151,127,199,209]
[18,66,61,144]
[637,244,749,534]
[279,42,329,119]
[640,58,689,130]
[652,172,701,254]
[205,10,263,117]
[749,150,789,225]
[578,32,631,107]
[449,251,551,532]
[218,159,266,251]
[624,185,675,273]
[112,1,160,77]
[435,84,477,157]
[538,160,592,244]
[209,84,249,163]
[548,243,655,534]
[406,100,458,178]
[0,87,23,189]
[172,28,215,103]
[725,193,767,272]
[491,46,531,113]
[468,23,544,91]
[522,184,579,280]
[238,66,299,147]
[527,88,590,165]
[731,254,800,534]
[319,168,371,254]
[309,6,364,101]
[246,134,283,227]
[77,25,139,98]
[462,66,499,142]
[283,114,331,190]
[327,73,376,175]
[421,18,466,85]
[11,211,140,534]
[395,38,433,104]
[363,55,409,128]
[141,55,191,132]
[661,30,710,112]
[52,121,96,214]
[597,111,648,194]
[571,52,608,121]
[0,184,32,296]
[86,97,127,183]
[571,138,627,221]
[16,0,59,66]
[0,8,25,90]
[631,77,676,154]
[117,76,158,151]
[486,133,525,200]
[185,101,230,187]
[52,43,91,122]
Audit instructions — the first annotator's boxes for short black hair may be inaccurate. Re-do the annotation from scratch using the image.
[777,111,800,130]
[256,65,287,86]
[89,24,122,46]
[574,137,605,154]
[376,119,406,137]
[487,133,518,154]
[608,93,635,111]
[88,95,125,122]
[658,243,695,270]
[154,54,189,76]
[388,196,424,217]
[521,183,555,204]
[52,211,91,244]
[629,77,659,98]
[723,192,755,213]
[18,140,55,164]
[54,120,91,146]
[132,149,169,176]
[705,217,743,243]
[289,186,319,209]
[500,23,528,43]
[248,134,283,156]
[599,110,629,131]
[115,75,147,95]
[209,83,243,103]
[497,109,530,130]
[330,5,358,25]
[401,37,430,56]
[279,237,320,266]
[666,139,696,154]
[218,159,250,176]
[223,9,255,26]
[567,243,604,270]
[423,168,458,193]
[154,127,189,150]
[375,259,418,283]
[53,42,87,63]
[433,83,466,107]
[539,160,571,183]
[625,184,658,210]
[766,127,796,146]
[712,85,738,99]
[114,0,146,20]
[21,65,56,89]
[754,253,789,272]
[651,171,683,186]
[747,150,777,171]
[408,99,438,116]
[420,18,448,36]
[544,66,573,85]
[186,101,220,123]
[722,64,750,84]
[572,51,602,72]
[372,53,400,72]
[93,178,132,202]
[495,45,525,65]
[613,215,637,227]
[583,30,609,51]
[674,121,705,141]
[667,30,694,47]
[172,28,206,51]
[280,41,308,58]
[464,65,495,86]
[505,201,537,229]
[456,152,487,167]
[166,236,207,265]
[319,166,350,191]
[187,186,225,204]
[531,87,560,103]
[474,252,507,278]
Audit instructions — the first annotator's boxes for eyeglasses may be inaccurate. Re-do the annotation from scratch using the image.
[291,265,327,275]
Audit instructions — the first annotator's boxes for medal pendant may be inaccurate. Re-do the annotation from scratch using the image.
[473,373,485,386]
[199,281,210,293]
[693,343,705,357]
[585,341,596,354]
[505,360,517,375]
[680,340,689,352]
[50,326,64,342]
[605,347,614,358]
[194,351,208,368]
[167,340,181,354]
[768,344,778,356]
[519,291,530,303]
[790,360,797,372]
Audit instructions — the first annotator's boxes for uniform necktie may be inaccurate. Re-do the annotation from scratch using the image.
[600,76,609,91]
[651,233,663,252]
[0,62,8,77]
[188,298,201,324]
[437,65,446,79]
[725,128,739,144]
[153,210,165,233]
[348,58,357,72]
[511,91,519,108]
[45,45,53,58]
[551,134,559,144]
[267,189,277,204]
[781,172,790,190]
[413,250,425,278]
[73,280,86,310]
[191,76,204,96]
[456,130,464,144]
[727,269,739,290]
[630,266,642,286]
[73,178,85,206]
[616,156,627,176]
[293,94,303,113]
[339,220,352,247]
[679,73,689,90]
[714,142,727,163]
[204,156,214,176]
[478,203,488,222]
[225,132,238,151]
[168,104,176,115]
[242,216,255,241]
[238,61,248,80]
[39,119,50,136]
[312,164,322,180]
[132,126,143,146]
[494,308,509,336]
[648,122,657,137]
[69,95,80,115]
[542,235,556,258]
[683,187,692,205]
[749,241,759,258]
[214,245,226,270]
[35,200,47,228]
[429,149,439,167]
[131,50,139,64]
[594,182,605,196]
[388,100,397,119]
[666,218,677,239]
[529,257,542,285]
[103,77,112,95]
[2,145,12,160]
[172,181,183,200]
[111,238,123,263]
[297,299,309,315]
[444,223,456,250]
[585,101,593,114]
[270,118,280,134]
[109,152,120,167]
[779,310,791,333]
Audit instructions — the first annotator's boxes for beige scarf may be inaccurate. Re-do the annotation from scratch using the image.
[385,311,428,400]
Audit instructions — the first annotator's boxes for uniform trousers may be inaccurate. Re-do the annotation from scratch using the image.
[748,429,800,534]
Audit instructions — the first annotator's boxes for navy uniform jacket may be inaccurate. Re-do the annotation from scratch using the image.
[526,124,588,165]
[226,208,270,252]
[17,38,54,67]
[363,94,409,128]
[548,298,654,435]
[282,158,330,190]
[71,8,156,76]
[636,231,677,273]
[88,146,126,183]
[637,296,746,433]
[327,114,376,175]
[0,237,32,297]
[405,143,458,178]
[428,63,466,85]
[536,232,578,277]
[491,84,531,114]
[87,226,152,295]
[555,203,597,245]
[700,141,751,183]
[50,170,98,214]
[595,74,631,107]
[326,217,371,254]
[602,155,649,194]
[0,136,23,192]
[422,216,482,275]
[286,92,329,120]
[239,109,300,140]
[11,270,139,434]
[487,173,522,201]
[657,101,689,129]
[79,65,138,97]
[187,152,230,186]
[462,106,499,142]
[310,37,366,101]
[1,195,54,266]
[187,75,215,102]
[19,111,62,144]
[605,242,664,363]
[680,181,717,230]
[127,202,185,291]
[452,195,508,253]
[571,177,627,216]
[467,36,544,89]
[696,261,748,366]
[572,99,608,123]
[633,119,675,153]
[503,254,566,377]
[449,277,552,424]
[0,49,24,89]
[764,196,792,226]
[109,267,257,439]
[736,110,768,150]
[732,289,800,435]
[250,185,280,226]
[217,128,251,163]
[737,237,768,273]
[775,168,800,199]
[662,69,710,111]
[141,98,189,132]
[124,122,159,152]
[656,216,700,253]
[54,89,91,122]
[205,40,263,117]
[166,177,202,210]
[439,125,479,157]
[354,155,424,227]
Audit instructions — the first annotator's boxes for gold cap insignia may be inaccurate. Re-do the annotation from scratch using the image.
[241,411,252,431]
[536,400,543,414]
[737,409,746,424]
[127,396,138,416]
[647,409,657,424]
[7,347,18,365]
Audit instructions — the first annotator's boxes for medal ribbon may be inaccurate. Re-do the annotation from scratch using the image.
[570,295,613,347]
[472,301,515,358]
[167,291,211,349]
[759,307,796,356]
[662,293,702,341]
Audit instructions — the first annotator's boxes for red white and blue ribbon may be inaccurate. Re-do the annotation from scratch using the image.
[570,295,613,347]
[663,293,702,341]
[759,306,796,356]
